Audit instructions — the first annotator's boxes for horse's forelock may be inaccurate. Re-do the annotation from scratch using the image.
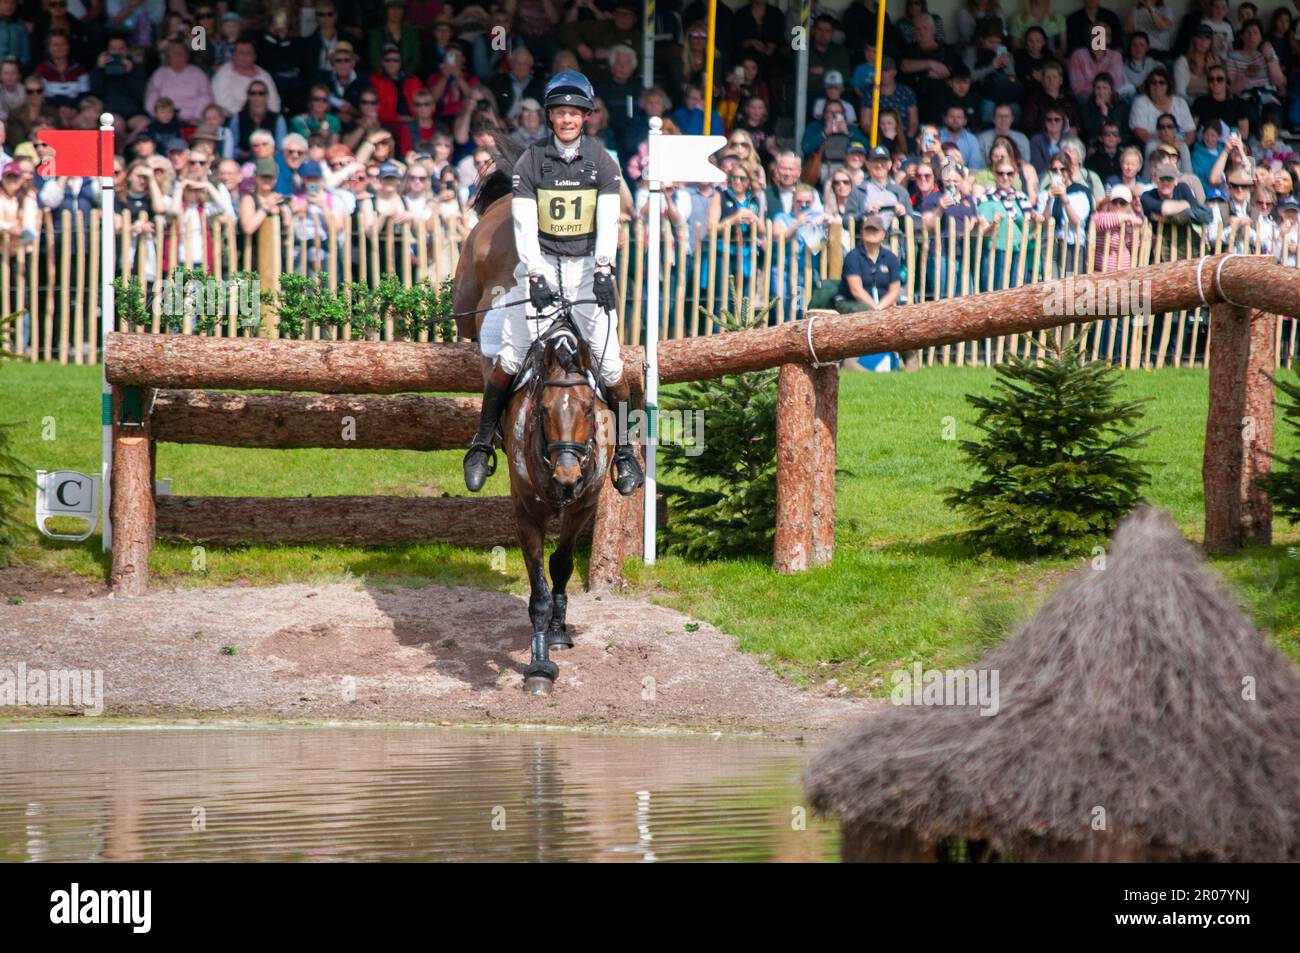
[545,329,582,375]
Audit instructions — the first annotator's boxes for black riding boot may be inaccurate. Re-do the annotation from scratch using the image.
[606,376,645,496]
[463,378,512,492]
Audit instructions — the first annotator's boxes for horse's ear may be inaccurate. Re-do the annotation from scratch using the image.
[542,338,564,375]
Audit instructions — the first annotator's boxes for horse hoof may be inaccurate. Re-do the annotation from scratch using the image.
[547,626,573,650]
[524,675,554,695]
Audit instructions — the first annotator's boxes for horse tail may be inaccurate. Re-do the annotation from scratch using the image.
[472,131,527,217]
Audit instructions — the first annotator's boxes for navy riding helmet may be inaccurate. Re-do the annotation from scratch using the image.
[543,70,595,113]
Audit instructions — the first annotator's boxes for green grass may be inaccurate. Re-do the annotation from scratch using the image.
[4,360,1300,693]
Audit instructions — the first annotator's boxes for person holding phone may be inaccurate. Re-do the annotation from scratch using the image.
[921,159,978,296]
[428,43,479,124]
[1037,150,1094,272]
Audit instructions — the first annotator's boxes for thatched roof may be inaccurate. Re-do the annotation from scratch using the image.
[805,506,1300,862]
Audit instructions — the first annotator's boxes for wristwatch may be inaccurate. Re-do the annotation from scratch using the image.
[595,255,612,268]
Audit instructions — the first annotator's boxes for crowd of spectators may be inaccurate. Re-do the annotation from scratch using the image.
[3,1,1300,306]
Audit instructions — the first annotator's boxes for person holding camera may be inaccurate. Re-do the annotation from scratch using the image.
[428,43,479,125]
[91,31,146,132]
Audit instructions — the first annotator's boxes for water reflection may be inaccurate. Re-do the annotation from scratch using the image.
[0,726,838,862]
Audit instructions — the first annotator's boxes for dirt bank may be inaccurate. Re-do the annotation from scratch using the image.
[0,568,870,732]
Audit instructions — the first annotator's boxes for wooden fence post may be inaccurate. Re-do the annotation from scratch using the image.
[774,362,816,573]
[589,386,645,591]
[811,363,839,567]
[109,384,156,596]
[1203,304,1275,552]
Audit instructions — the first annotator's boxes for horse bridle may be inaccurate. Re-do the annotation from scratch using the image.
[533,326,599,504]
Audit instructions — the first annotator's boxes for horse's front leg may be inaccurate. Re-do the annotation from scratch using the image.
[518,514,557,695]
[546,524,578,651]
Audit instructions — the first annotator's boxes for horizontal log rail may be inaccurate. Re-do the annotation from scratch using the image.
[156,495,539,547]
[152,390,480,450]
[154,494,669,548]
[106,334,486,393]
[655,254,1300,382]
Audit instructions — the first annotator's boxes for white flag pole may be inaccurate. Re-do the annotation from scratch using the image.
[641,127,726,564]
[642,0,655,90]
[643,116,662,564]
[100,113,115,552]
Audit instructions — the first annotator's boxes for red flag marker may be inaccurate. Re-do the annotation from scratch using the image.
[35,127,115,177]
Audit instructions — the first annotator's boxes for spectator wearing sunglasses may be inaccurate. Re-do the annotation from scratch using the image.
[319,41,366,112]
[291,83,341,145]
[212,37,282,116]
[1191,67,1250,143]
[276,132,311,197]
[1091,184,1143,272]
[6,75,55,144]
[709,163,763,287]
[370,42,424,139]
[1207,165,1264,254]
[302,3,344,76]
[1144,112,1192,173]
[1251,185,1279,254]
[230,82,288,165]
[977,160,1038,290]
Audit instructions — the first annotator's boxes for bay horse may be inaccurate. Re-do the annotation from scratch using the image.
[453,133,614,695]
[505,314,613,694]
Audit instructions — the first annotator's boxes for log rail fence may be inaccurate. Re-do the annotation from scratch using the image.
[103,254,1295,595]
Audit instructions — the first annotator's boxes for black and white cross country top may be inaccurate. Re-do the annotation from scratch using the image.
[511,133,622,260]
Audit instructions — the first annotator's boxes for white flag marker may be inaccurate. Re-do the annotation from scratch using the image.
[642,119,727,565]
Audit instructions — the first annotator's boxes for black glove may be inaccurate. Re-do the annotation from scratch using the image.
[593,268,617,312]
[529,274,556,311]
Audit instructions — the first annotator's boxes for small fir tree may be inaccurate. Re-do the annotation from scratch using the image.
[659,301,778,560]
[943,335,1156,557]
[1260,364,1300,522]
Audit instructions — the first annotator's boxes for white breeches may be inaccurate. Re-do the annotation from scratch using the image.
[480,253,623,384]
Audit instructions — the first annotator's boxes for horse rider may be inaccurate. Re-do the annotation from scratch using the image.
[463,69,645,497]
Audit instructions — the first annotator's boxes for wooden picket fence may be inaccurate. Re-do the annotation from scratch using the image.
[4,206,1298,371]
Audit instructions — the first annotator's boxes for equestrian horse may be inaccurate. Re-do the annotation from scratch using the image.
[453,133,617,693]
[504,313,613,694]
[452,132,525,341]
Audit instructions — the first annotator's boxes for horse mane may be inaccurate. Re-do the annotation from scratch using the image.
[521,315,597,391]
[472,130,527,216]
